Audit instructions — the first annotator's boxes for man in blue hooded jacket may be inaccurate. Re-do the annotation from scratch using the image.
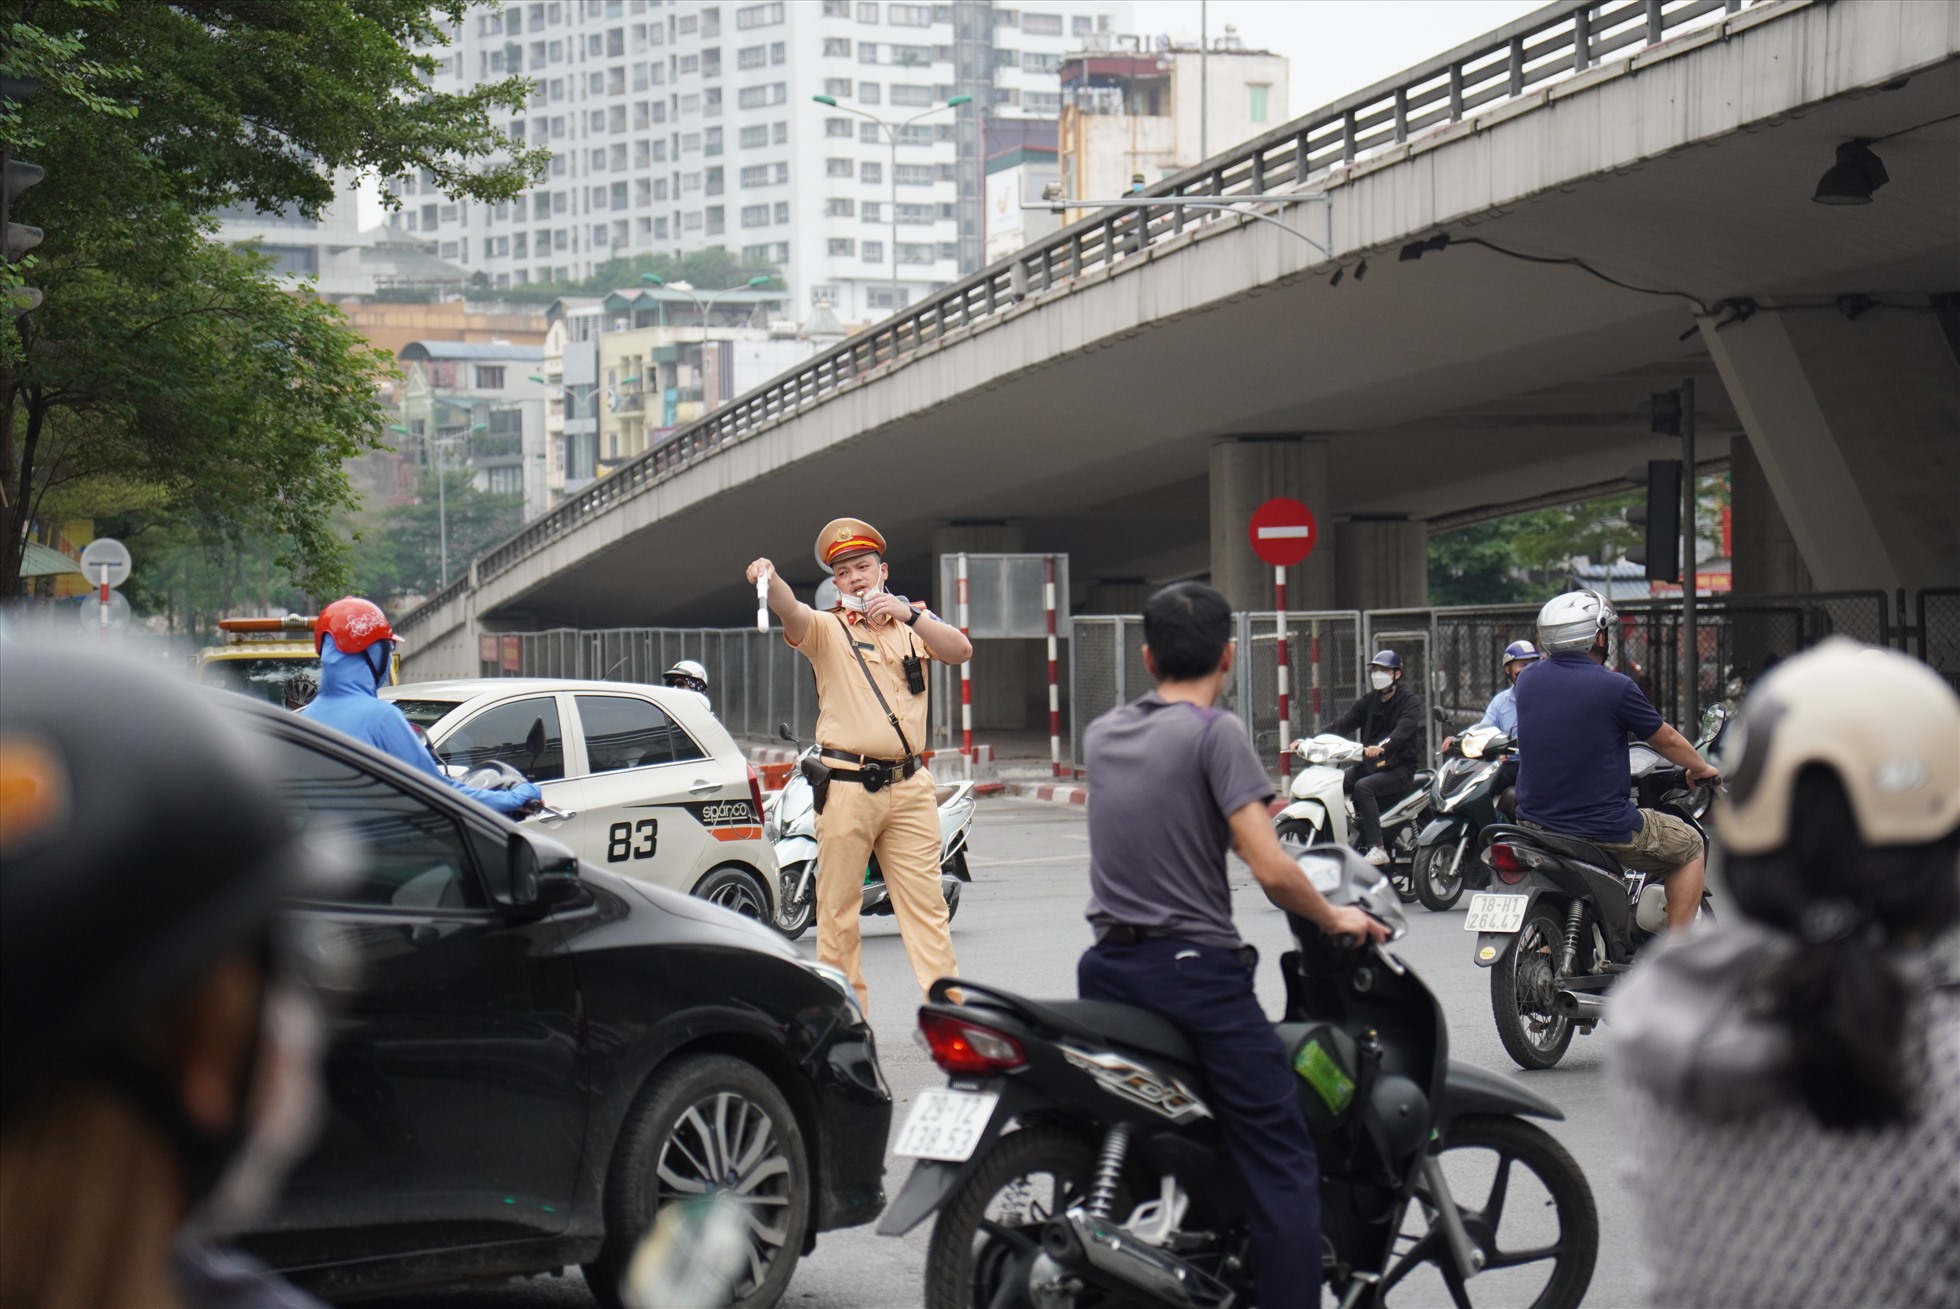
[300,598,540,817]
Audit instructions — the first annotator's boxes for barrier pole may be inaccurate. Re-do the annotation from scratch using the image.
[1310,620,1322,726]
[1275,565,1291,777]
[1046,555,1062,777]
[958,553,973,760]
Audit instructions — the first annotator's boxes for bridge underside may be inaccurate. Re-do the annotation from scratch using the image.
[478,25,1956,632]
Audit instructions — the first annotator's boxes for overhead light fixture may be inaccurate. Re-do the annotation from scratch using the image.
[1812,140,1887,205]
[1329,266,1345,286]
[1353,259,1368,281]
[1399,232,1450,261]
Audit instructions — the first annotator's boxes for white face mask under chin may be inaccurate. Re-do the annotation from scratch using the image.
[1370,670,1394,691]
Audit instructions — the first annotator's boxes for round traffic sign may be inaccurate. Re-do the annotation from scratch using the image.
[1248,498,1318,566]
[78,589,132,631]
[78,537,132,589]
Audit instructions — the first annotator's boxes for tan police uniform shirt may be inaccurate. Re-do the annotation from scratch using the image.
[790,605,935,760]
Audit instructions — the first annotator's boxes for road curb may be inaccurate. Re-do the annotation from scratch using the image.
[1005,781,1088,806]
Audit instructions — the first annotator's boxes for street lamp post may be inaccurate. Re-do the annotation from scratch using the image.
[811,93,971,312]
[639,273,772,411]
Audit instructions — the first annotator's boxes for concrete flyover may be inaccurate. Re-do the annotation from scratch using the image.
[397,0,1960,681]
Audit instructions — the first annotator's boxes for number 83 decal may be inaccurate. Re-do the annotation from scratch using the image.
[607,818,658,861]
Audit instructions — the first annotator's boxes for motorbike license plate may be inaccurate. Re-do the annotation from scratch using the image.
[893,1089,999,1162]
[1463,893,1530,934]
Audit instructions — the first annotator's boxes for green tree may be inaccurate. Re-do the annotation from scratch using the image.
[1428,519,1536,606]
[2,0,546,599]
[348,467,523,604]
[500,247,783,301]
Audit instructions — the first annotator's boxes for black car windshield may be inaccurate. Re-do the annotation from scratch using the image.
[200,657,321,706]
[392,698,468,730]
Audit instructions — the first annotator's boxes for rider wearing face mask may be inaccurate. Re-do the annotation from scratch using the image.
[300,598,540,818]
[1325,650,1426,866]
[1,645,347,1309]
[1608,639,1960,1308]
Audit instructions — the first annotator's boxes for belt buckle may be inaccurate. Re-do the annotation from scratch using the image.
[862,761,890,793]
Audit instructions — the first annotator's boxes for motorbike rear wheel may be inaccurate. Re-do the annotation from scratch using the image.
[1378,1114,1598,1309]
[1414,841,1467,912]
[1490,905,1576,1070]
[925,1127,1134,1309]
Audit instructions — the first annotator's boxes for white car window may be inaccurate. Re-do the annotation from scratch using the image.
[439,697,567,782]
[576,694,707,772]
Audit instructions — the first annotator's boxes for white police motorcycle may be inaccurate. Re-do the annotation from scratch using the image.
[764,724,976,939]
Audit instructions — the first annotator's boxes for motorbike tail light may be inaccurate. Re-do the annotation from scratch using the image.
[747,762,765,820]
[1487,843,1529,884]
[919,1011,1028,1075]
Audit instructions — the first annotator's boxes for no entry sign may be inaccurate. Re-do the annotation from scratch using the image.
[1248,498,1318,566]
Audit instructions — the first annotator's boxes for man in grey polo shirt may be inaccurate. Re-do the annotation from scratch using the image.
[1080,581,1389,1308]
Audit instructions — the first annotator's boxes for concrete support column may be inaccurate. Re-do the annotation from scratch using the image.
[1699,307,1960,596]
[931,522,1031,733]
[1729,434,1812,597]
[1210,437,1334,612]
[1334,519,1429,611]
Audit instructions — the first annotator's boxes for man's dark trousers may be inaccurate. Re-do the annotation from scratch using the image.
[1345,764,1414,850]
[1079,937,1321,1308]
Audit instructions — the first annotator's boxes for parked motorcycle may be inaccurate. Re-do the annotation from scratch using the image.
[1410,726,1514,913]
[1468,766,1717,1070]
[764,724,976,940]
[1276,735,1432,903]
[879,845,1598,1309]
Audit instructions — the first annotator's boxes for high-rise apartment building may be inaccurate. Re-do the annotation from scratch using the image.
[404,0,1131,324]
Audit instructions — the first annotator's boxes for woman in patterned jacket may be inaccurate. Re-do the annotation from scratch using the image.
[1607,638,1960,1309]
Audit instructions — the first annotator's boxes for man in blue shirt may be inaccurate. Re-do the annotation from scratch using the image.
[1080,582,1388,1307]
[1515,591,1720,931]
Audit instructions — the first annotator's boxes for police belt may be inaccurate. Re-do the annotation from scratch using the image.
[818,747,920,793]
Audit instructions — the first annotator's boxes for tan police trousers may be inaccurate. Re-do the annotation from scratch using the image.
[814,766,958,1012]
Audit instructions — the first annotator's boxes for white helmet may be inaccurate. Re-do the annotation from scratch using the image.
[1718,638,1960,856]
[1536,589,1616,654]
[663,659,709,693]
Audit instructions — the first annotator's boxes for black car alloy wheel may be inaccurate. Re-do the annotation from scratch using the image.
[587,1054,811,1309]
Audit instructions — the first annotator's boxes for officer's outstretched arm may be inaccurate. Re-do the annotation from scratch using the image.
[1228,802,1391,943]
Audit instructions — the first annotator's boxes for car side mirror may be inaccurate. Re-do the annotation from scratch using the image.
[509,830,582,909]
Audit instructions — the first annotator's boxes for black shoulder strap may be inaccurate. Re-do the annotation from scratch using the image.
[835,612,914,759]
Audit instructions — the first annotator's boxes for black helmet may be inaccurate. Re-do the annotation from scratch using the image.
[0,644,332,1123]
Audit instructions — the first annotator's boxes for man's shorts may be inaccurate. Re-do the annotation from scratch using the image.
[1595,810,1703,876]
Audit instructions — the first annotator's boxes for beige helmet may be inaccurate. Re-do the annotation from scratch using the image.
[1717,638,1960,856]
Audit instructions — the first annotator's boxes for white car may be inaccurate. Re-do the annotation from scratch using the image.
[383,679,778,921]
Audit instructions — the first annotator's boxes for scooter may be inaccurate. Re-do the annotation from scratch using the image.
[880,846,1598,1309]
[1466,767,1718,1070]
[1275,734,1432,903]
[1410,726,1513,912]
[764,724,976,940]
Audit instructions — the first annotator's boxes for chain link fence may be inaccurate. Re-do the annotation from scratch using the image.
[1918,588,1960,694]
[483,627,818,744]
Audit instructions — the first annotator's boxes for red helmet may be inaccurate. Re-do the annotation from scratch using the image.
[314,597,395,656]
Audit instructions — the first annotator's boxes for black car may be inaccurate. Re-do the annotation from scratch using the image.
[219,697,892,1306]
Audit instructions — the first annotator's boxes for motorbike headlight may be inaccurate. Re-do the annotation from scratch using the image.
[1460,738,1483,760]
[1306,748,1329,765]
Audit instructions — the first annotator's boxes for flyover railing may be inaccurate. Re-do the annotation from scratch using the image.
[398,0,1765,633]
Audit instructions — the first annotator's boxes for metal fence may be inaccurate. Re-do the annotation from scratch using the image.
[1917,588,1960,694]
[397,0,1757,638]
[486,627,818,744]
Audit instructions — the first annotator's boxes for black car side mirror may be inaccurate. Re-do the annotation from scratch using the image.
[509,830,582,909]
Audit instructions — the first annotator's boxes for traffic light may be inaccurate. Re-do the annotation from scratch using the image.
[2,76,44,316]
[1625,459,1682,582]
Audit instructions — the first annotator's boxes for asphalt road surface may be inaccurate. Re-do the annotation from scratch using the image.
[371,797,1649,1309]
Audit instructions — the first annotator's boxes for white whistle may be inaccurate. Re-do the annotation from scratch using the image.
[756,567,771,631]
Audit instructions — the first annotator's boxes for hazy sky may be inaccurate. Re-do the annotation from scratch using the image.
[1127,0,1544,118]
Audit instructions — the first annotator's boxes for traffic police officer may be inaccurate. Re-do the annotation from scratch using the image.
[747,519,973,1010]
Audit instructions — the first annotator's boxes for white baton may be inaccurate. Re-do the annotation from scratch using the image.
[756,567,772,631]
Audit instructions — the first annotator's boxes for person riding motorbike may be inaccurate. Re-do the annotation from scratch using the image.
[1080,582,1389,1308]
[1441,639,1539,813]
[1514,590,1718,932]
[1324,649,1425,866]
[662,659,711,710]
[1609,638,1960,1308]
[298,598,540,817]
[1,644,344,1308]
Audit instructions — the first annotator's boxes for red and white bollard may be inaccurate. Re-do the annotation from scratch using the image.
[1275,564,1290,778]
[957,552,973,761]
[1045,555,1062,778]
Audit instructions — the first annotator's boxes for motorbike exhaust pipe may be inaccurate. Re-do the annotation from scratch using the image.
[1042,1210,1234,1309]
[1555,991,1607,1023]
